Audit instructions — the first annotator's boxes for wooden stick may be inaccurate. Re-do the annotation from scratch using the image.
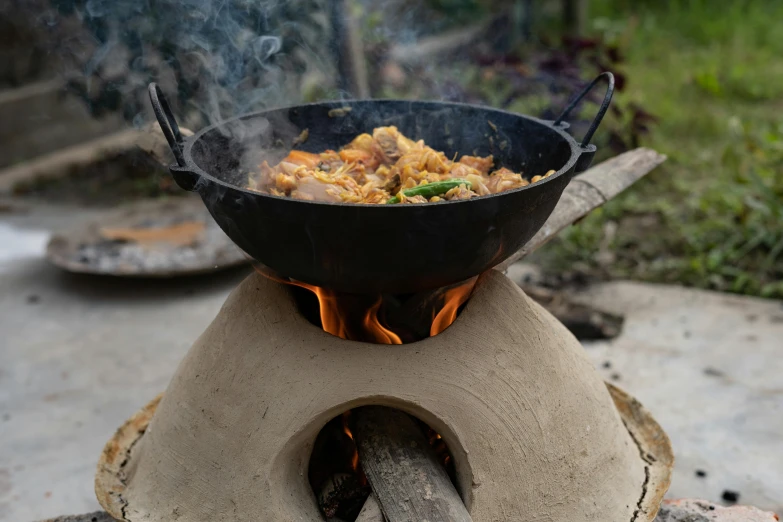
[495,147,666,271]
[354,407,473,522]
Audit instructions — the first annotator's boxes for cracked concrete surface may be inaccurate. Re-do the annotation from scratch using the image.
[1,200,781,521]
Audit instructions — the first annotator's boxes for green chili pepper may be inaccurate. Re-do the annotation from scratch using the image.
[386,179,472,204]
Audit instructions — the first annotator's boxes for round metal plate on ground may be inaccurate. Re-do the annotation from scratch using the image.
[95,383,673,522]
[46,197,248,277]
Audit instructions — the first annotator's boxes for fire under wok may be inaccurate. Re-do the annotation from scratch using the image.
[149,72,614,294]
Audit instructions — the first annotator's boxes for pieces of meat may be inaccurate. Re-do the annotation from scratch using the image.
[459,155,494,174]
[248,126,545,204]
[372,126,417,163]
[283,150,321,168]
[345,133,374,152]
[383,173,401,193]
[339,148,379,170]
[486,167,528,194]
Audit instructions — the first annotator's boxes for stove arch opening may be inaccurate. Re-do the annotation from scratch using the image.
[305,402,471,521]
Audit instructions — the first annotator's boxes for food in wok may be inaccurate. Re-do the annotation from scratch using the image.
[247,126,555,204]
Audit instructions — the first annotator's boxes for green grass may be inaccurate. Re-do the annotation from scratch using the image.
[536,0,783,298]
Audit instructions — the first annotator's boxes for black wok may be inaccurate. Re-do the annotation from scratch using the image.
[149,73,614,294]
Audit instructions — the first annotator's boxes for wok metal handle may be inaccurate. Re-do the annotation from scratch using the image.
[554,71,615,148]
[148,83,186,167]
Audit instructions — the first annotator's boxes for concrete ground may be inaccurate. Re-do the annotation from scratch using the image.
[573,281,783,515]
[0,199,249,521]
[0,200,781,521]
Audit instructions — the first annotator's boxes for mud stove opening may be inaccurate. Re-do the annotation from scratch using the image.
[309,408,459,521]
[277,265,477,345]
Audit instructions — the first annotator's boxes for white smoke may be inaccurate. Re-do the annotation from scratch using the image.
[39,0,334,128]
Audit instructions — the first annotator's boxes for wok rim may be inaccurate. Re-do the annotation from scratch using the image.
[178,98,586,209]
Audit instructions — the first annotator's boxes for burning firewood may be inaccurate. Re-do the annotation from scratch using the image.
[354,407,473,522]
[318,473,371,521]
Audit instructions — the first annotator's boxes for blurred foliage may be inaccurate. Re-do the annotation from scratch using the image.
[535,0,783,298]
[423,0,488,23]
[0,1,54,87]
[375,0,783,298]
[373,30,648,158]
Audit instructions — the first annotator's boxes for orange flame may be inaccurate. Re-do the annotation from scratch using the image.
[311,285,350,340]
[430,278,477,336]
[252,265,347,338]
[253,264,400,344]
[342,412,360,472]
[363,298,402,345]
[254,263,474,343]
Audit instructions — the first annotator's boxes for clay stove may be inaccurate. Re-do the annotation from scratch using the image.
[95,267,672,522]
